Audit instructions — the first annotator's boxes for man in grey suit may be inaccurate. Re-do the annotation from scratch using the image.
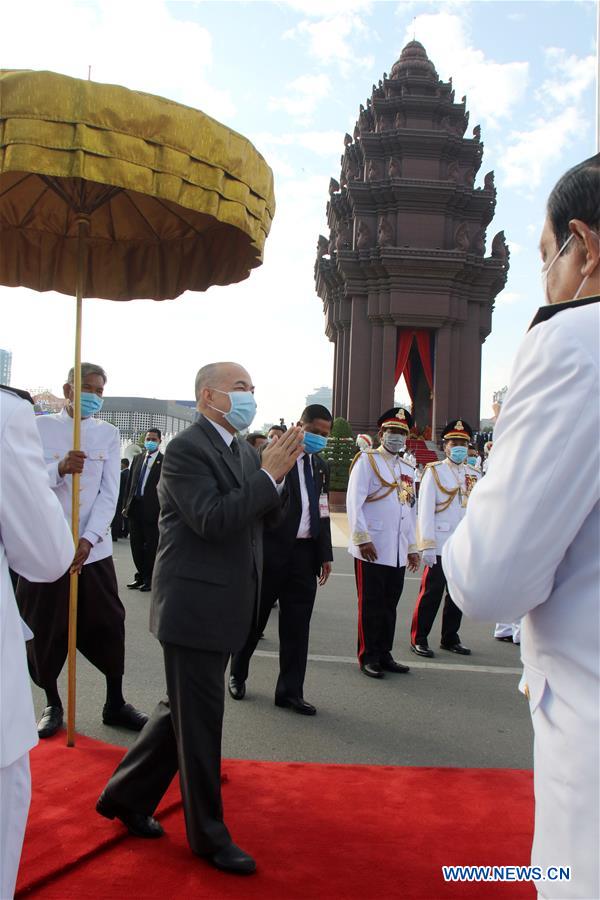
[96,362,303,875]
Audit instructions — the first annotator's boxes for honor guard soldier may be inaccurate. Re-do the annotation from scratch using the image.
[410,419,481,658]
[347,408,420,679]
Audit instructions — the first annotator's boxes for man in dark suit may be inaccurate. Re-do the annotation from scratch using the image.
[96,362,304,875]
[229,404,334,716]
[124,430,163,592]
[111,458,130,541]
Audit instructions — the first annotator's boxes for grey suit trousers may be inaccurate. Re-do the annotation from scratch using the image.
[103,642,231,855]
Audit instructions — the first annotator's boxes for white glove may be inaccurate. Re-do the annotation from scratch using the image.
[422,550,437,568]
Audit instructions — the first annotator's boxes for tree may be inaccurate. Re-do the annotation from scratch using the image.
[322,417,356,491]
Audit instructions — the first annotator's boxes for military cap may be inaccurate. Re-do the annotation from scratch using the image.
[377,407,414,432]
[442,419,473,441]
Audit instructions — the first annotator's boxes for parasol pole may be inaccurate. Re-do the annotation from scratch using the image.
[67,215,89,747]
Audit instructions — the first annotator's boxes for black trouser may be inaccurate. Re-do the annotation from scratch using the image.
[17,556,125,686]
[128,513,159,585]
[410,557,462,647]
[103,643,231,856]
[354,558,405,666]
[231,539,318,701]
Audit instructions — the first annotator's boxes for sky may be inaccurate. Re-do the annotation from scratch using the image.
[2,0,598,426]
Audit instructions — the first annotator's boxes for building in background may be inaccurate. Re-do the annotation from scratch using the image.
[0,348,12,385]
[97,397,196,444]
[305,386,333,410]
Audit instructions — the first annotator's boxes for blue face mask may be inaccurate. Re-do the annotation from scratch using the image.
[449,446,468,464]
[467,457,477,467]
[80,392,103,418]
[303,431,328,454]
[145,440,159,452]
[209,388,257,432]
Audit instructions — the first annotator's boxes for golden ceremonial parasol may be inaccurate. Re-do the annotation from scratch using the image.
[0,69,275,745]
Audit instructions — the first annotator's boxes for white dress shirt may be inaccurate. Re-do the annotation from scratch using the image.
[203,416,280,491]
[138,450,159,495]
[295,452,312,539]
[38,408,120,564]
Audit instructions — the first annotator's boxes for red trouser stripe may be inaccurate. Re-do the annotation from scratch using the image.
[411,565,431,645]
[355,558,366,664]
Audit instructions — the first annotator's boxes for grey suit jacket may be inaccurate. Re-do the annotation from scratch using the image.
[150,416,281,653]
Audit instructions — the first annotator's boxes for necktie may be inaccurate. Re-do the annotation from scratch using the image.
[135,455,150,497]
[303,455,320,539]
[231,438,240,457]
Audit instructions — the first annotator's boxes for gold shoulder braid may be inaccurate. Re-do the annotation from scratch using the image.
[365,452,414,506]
[429,464,460,512]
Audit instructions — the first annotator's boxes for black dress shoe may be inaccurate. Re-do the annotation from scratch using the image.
[102,702,148,731]
[208,843,256,875]
[127,580,142,590]
[274,696,317,715]
[440,641,471,655]
[360,662,384,678]
[139,583,152,592]
[228,676,246,700]
[96,791,164,838]
[380,658,410,673]
[410,643,434,658]
[495,636,513,643]
[37,705,63,738]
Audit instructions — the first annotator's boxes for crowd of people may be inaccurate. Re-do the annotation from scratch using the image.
[0,156,598,898]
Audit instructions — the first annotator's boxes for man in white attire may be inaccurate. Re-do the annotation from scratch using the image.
[0,388,73,898]
[443,154,600,899]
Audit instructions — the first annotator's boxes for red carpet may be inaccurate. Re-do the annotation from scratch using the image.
[17,736,535,898]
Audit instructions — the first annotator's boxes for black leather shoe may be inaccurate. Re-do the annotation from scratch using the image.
[274,696,316,716]
[37,705,63,738]
[139,583,152,592]
[96,791,164,838]
[102,702,148,731]
[127,580,142,590]
[228,676,246,700]
[495,636,513,643]
[360,663,384,679]
[380,658,410,673]
[410,643,434,658]
[440,641,471,655]
[208,843,256,875]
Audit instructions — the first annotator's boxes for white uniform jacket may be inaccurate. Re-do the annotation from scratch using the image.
[417,459,480,554]
[442,299,600,900]
[0,392,73,767]
[347,448,417,567]
[38,408,120,565]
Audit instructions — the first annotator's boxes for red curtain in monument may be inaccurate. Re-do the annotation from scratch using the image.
[395,328,433,401]
[395,329,414,399]
[414,330,433,390]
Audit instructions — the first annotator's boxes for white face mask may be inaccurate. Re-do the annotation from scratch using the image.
[382,433,406,454]
[542,231,600,304]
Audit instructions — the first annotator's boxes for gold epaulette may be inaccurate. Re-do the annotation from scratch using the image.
[424,460,443,469]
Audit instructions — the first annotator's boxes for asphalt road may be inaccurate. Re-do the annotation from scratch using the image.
[32,539,532,769]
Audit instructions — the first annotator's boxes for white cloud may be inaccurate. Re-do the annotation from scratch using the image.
[283,11,374,74]
[401,12,529,129]
[537,47,596,107]
[495,290,522,306]
[268,73,332,121]
[3,0,236,122]
[280,0,372,15]
[499,106,588,191]
[255,130,344,157]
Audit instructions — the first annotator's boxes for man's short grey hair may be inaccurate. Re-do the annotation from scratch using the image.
[194,363,226,401]
[67,362,107,385]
